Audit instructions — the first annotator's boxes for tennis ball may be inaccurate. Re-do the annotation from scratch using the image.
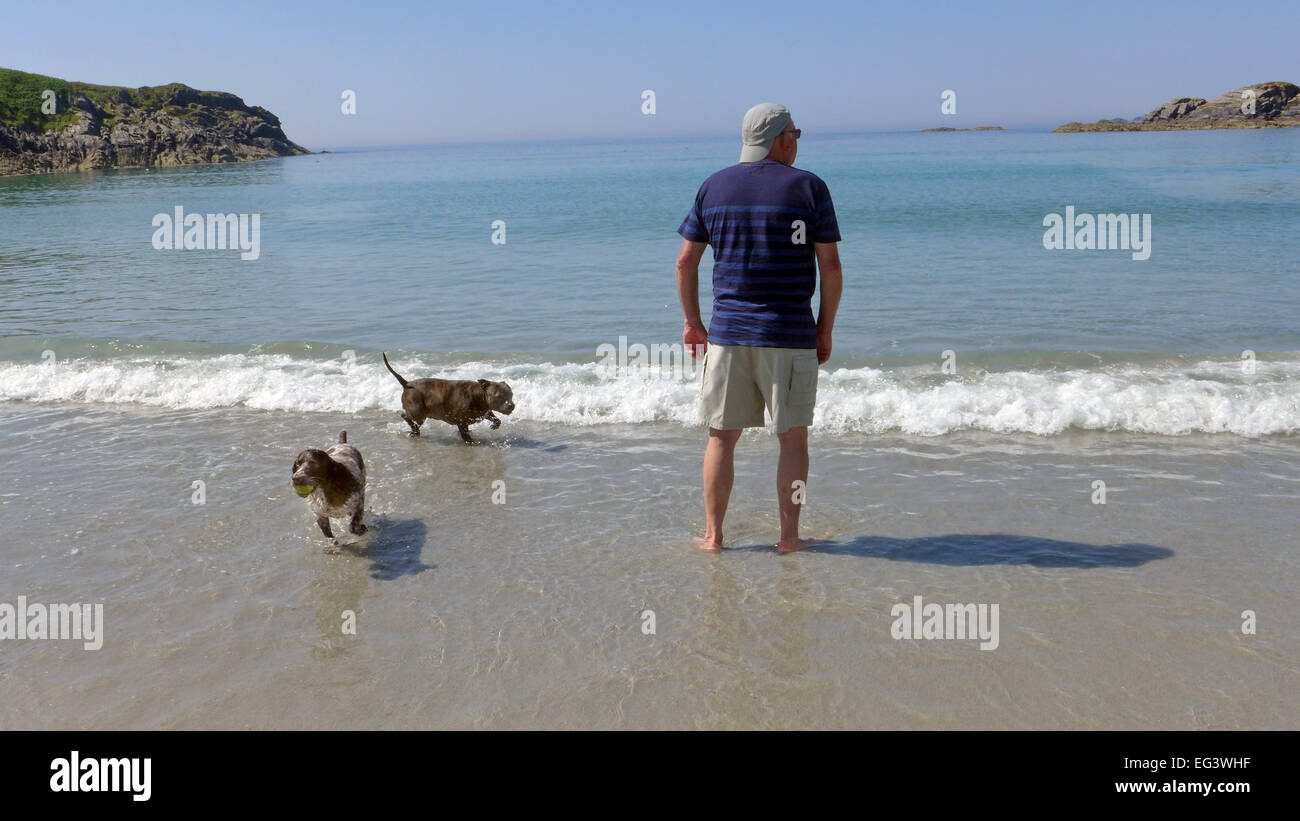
[293,484,314,497]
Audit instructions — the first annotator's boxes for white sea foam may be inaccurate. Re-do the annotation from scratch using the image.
[1,354,1297,437]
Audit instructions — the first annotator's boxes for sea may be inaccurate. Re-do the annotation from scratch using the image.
[1,129,1296,728]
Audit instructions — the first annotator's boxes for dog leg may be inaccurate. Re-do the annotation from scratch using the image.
[350,509,367,535]
[458,424,475,444]
[486,411,501,430]
[316,516,334,538]
[403,414,421,436]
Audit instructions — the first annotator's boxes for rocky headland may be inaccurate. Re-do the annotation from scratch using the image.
[0,67,310,175]
[1054,82,1299,132]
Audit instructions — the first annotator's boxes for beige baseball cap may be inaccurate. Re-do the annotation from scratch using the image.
[740,103,792,162]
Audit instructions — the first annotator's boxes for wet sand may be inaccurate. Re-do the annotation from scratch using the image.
[1,404,1295,729]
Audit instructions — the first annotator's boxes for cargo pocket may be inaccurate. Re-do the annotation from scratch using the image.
[787,355,818,406]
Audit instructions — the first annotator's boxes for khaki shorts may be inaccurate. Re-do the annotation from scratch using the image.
[700,344,819,433]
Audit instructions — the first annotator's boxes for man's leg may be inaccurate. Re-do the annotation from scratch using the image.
[776,425,815,553]
[756,348,819,552]
[698,427,742,551]
[697,345,762,552]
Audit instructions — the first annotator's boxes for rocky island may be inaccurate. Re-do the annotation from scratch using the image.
[1055,82,1299,132]
[0,67,310,176]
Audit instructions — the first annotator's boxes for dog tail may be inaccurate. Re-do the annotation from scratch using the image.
[339,430,347,444]
[382,352,411,388]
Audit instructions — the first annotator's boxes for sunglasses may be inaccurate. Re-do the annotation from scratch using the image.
[782,128,802,140]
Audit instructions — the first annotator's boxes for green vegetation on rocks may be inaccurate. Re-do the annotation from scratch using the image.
[0,67,310,175]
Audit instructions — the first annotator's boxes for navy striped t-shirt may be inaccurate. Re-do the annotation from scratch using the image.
[678,159,840,349]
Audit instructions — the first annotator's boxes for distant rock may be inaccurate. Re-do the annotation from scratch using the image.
[1143,96,1207,123]
[0,67,310,176]
[920,126,1004,132]
[1055,82,1299,132]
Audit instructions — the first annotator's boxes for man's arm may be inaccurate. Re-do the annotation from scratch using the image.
[814,241,842,365]
[677,238,709,358]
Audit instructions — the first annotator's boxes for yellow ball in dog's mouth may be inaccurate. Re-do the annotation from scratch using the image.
[293,484,314,497]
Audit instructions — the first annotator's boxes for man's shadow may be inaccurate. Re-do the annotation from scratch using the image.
[740,533,1173,568]
[339,516,434,579]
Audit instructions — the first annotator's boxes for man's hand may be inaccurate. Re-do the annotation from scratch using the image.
[817,327,832,364]
[685,321,708,359]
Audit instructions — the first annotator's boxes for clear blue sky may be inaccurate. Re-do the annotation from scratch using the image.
[5,0,1296,149]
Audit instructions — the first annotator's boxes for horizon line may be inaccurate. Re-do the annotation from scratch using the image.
[311,126,1064,153]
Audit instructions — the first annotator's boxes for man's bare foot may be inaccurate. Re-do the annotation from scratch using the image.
[694,535,723,552]
[777,536,821,554]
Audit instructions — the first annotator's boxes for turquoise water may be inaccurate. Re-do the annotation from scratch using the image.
[3,130,1297,355]
[3,130,1298,436]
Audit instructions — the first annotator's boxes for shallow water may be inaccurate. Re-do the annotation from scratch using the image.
[1,403,1295,729]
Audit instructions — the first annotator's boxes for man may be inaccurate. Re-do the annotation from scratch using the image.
[676,102,843,554]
